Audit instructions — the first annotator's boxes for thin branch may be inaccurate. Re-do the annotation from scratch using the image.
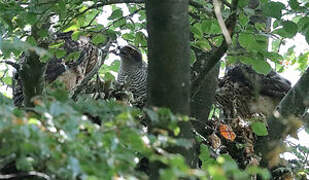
[105,8,144,30]
[222,0,232,8]
[81,12,101,29]
[0,61,20,70]
[213,0,232,45]
[0,171,50,180]
[0,68,8,86]
[63,0,144,28]
[66,0,214,27]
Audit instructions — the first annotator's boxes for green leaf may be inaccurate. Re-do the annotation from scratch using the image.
[190,49,196,64]
[71,31,81,41]
[246,166,271,179]
[238,33,256,49]
[274,21,298,38]
[238,0,249,8]
[255,23,266,31]
[239,33,267,51]
[196,40,211,51]
[108,9,123,20]
[209,20,221,34]
[251,59,272,75]
[135,31,147,47]
[122,33,135,41]
[305,31,309,46]
[38,29,48,38]
[109,60,120,72]
[91,34,107,45]
[240,56,255,65]
[199,144,216,170]
[297,17,309,33]
[201,20,211,32]
[114,18,126,28]
[239,12,249,27]
[66,51,81,61]
[262,2,285,19]
[55,49,66,59]
[50,102,67,116]
[103,72,115,81]
[251,122,268,136]
[138,10,146,21]
[26,36,37,46]
[25,13,37,25]
[3,76,12,86]
[192,23,203,38]
[289,0,301,10]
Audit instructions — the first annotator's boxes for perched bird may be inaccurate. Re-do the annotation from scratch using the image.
[216,64,291,119]
[12,31,105,106]
[117,45,147,105]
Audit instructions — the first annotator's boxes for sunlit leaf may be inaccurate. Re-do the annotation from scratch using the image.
[251,122,268,136]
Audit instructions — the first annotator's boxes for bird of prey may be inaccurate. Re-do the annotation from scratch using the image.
[216,64,291,119]
[12,31,106,106]
[116,45,147,106]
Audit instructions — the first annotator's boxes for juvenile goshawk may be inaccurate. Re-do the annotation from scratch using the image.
[12,31,105,106]
[117,45,147,104]
[216,64,291,119]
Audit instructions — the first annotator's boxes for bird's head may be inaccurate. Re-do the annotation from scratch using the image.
[118,45,143,65]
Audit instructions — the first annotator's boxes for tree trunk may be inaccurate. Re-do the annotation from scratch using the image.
[20,24,48,107]
[146,0,196,178]
[146,0,190,114]
[20,51,46,107]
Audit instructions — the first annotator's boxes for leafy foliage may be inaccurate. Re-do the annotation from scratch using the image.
[199,144,270,180]
[0,89,206,179]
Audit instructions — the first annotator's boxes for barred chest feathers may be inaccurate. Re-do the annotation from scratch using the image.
[117,45,147,98]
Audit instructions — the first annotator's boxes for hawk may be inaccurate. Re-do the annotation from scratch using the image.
[216,64,291,119]
[116,45,147,106]
[12,31,107,106]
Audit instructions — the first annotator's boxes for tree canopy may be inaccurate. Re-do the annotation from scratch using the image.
[0,0,308,179]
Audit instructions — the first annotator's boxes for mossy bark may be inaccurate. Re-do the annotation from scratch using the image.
[146,0,196,178]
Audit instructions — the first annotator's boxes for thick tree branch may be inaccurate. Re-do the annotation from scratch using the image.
[256,67,309,167]
[190,48,220,138]
[191,0,238,98]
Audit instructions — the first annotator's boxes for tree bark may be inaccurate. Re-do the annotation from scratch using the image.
[191,48,220,136]
[19,24,48,108]
[146,0,196,178]
[20,51,46,107]
[146,1,190,114]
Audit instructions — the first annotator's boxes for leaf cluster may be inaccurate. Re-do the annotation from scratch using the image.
[0,89,205,179]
